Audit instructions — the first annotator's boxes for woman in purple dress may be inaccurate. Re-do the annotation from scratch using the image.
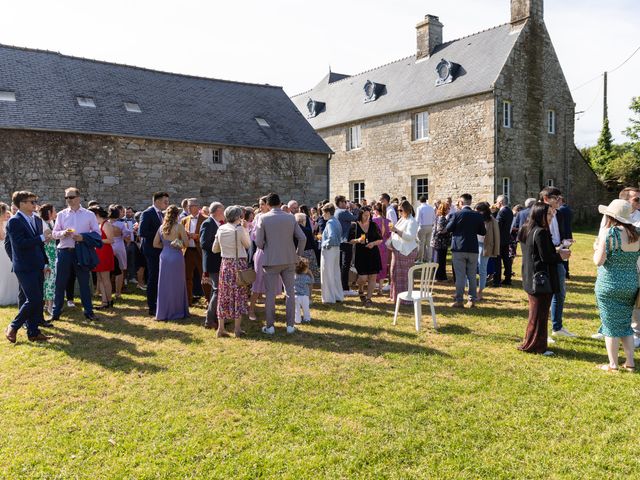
[153,205,189,321]
[372,202,391,293]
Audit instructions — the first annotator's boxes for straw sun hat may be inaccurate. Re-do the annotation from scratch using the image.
[598,199,633,225]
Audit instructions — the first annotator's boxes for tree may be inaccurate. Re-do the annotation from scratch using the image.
[589,117,616,176]
[624,96,640,142]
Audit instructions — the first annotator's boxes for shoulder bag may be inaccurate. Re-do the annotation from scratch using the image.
[235,227,256,287]
[531,228,552,295]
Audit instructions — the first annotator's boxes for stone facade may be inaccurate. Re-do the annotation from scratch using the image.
[0,129,328,209]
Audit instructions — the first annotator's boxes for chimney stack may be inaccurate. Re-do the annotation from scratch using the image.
[416,15,443,60]
[511,0,544,25]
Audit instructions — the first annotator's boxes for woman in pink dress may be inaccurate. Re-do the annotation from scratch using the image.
[372,202,391,294]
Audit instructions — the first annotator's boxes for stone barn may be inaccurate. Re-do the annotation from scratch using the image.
[0,44,331,209]
[291,0,606,219]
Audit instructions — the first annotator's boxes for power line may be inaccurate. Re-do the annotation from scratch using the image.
[609,45,640,73]
[571,45,640,92]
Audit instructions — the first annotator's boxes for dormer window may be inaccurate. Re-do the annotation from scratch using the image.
[124,102,142,113]
[77,96,96,108]
[363,80,385,103]
[435,58,459,86]
[255,117,270,127]
[0,91,16,102]
[306,98,325,118]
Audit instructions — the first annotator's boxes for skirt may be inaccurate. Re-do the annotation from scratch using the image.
[217,258,249,321]
[302,249,321,283]
[390,247,418,303]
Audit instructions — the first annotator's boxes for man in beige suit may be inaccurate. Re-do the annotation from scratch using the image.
[254,192,306,334]
[180,198,209,305]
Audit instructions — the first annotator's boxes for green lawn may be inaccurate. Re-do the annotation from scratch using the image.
[1,230,638,479]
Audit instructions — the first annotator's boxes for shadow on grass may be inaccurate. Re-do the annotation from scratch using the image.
[91,316,202,345]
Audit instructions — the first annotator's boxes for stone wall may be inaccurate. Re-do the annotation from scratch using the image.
[320,92,496,206]
[0,129,328,210]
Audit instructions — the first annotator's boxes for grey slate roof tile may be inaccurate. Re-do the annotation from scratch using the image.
[0,44,332,154]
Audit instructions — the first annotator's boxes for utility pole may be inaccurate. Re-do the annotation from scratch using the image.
[603,71,608,121]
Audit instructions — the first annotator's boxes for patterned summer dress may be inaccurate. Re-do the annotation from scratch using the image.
[595,227,640,337]
[43,221,57,301]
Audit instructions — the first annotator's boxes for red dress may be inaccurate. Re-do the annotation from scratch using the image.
[93,222,114,272]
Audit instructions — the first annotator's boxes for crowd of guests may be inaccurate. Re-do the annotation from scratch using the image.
[2,185,640,373]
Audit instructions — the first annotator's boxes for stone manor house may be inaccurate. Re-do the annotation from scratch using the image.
[0,45,331,209]
[291,0,606,218]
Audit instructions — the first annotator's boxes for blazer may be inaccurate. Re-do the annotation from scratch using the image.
[481,217,500,257]
[181,213,207,259]
[446,206,486,253]
[521,227,562,295]
[512,208,530,230]
[139,206,162,256]
[496,206,514,246]
[4,213,47,272]
[254,208,306,266]
[557,205,573,240]
[199,217,221,274]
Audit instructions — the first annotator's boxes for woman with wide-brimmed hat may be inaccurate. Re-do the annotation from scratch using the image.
[594,199,640,372]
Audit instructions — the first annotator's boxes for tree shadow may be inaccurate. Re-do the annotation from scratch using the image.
[436,324,472,335]
[311,318,416,339]
[90,316,201,345]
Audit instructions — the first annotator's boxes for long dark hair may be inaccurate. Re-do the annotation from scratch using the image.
[518,202,549,242]
[475,202,492,222]
[604,216,640,243]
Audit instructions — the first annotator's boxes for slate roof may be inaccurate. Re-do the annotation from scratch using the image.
[0,44,332,154]
[291,23,523,130]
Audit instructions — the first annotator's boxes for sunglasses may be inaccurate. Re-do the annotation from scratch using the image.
[23,199,38,205]
[65,195,78,200]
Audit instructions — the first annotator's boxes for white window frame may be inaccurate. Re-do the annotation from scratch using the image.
[212,148,221,164]
[124,102,142,113]
[0,91,16,102]
[255,117,270,127]
[77,96,96,108]
[547,110,556,134]
[414,177,429,202]
[413,111,429,141]
[503,101,512,128]
[351,181,365,204]
[347,125,362,151]
[547,179,555,187]
[502,177,511,199]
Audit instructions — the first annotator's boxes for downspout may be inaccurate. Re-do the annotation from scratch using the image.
[327,153,332,200]
[494,93,499,201]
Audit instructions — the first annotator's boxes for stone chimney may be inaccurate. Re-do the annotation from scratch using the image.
[511,0,544,25]
[416,15,443,60]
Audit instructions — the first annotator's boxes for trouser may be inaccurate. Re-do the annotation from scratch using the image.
[263,264,296,328]
[321,247,344,303]
[11,270,44,337]
[144,251,160,311]
[434,247,448,280]
[204,271,220,328]
[477,243,490,291]
[53,249,93,316]
[126,242,137,280]
[184,247,203,305]
[66,269,76,301]
[551,262,566,332]
[493,244,513,286]
[295,295,310,323]
[339,243,353,291]
[452,251,479,302]
[417,225,433,263]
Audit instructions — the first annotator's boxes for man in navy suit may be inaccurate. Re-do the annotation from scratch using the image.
[138,191,170,316]
[200,202,224,329]
[493,195,514,287]
[445,193,486,308]
[4,191,52,343]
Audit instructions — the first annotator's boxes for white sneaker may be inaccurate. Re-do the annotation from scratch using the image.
[67,301,75,308]
[591,332,605,340]
[130,279,138,284]
[547,337,556,344]
[634,337,640,349]
[343,290,359,297]
[542,351,555,356]
[552,327,577,338]
[261,326,275,335]
[286,326,296,334]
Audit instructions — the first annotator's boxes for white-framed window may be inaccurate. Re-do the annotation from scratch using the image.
[413,111,429,140]
[347,125,362,151]
[77,96,96,108]
[351,181,365,204]
[503,100,512,128]
[414,177,429,201]
[201,147,222,165]
[124,102,142,113]
[502,177,511,199]
[547,179,555,187]
[547,110,556,134]
[255,117,270,127]
[0,91,16,102]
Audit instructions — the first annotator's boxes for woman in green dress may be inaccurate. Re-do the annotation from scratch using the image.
[40,204,58,315]
[594,199,640,372]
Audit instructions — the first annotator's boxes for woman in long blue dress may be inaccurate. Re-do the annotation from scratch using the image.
[153,205,190,321]
[594,199,640,372]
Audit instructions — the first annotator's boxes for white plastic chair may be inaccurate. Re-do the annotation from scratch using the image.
[392,262,438,331]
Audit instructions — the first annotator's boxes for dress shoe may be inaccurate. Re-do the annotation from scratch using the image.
[84,313,99,321]
[28,333,51,342]
[203,323,217,330]
[39,320,54,328]
[5,326,17,343]
[148,309,156,317]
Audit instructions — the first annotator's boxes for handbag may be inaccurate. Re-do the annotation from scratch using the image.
[234,228,256,287]
[170,237,184,250]
[531,229,552,295]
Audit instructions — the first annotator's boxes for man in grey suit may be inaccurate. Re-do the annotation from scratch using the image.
[254,192,306,335]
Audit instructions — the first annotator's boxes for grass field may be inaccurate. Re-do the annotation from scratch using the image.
[1,229,638,479]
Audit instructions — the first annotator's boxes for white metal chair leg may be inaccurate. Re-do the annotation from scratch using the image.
[393,297,401,325]
[429,297,437,330]
[413,300,422,332]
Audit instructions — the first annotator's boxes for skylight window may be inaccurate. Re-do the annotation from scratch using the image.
[77,96,96,108]
[124,102,142,113]
[255,117,270,127]
[0,91,16,102]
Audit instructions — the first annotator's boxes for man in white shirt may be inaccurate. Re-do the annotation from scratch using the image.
[416,195,435,262]
[379,193,397,224]
[181,198,208,306]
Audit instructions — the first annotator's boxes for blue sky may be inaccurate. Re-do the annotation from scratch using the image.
[1,0,638,147]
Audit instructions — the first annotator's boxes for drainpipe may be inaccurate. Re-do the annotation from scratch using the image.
[327,153,332,200]
[494,94,499,201]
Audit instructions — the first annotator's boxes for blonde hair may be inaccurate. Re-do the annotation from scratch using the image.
[161,205,180,236]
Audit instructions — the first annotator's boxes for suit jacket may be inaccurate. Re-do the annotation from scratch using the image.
[496,206,514,246]
[139,206,162,256]
[254,208,306,266]
[521,227,562,295]
[5,213,47,272]
[199,216,222,274]
[512,208,530,230]
[445,206,486,253]
[557,205,573,240]
[181,213,207,258]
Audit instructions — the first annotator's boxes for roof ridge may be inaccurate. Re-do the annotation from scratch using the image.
[0,42,283,90]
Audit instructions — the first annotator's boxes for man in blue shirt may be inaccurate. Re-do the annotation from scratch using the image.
[334,195,358,296]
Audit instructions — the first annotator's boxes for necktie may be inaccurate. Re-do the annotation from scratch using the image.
[157,210,163,222]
